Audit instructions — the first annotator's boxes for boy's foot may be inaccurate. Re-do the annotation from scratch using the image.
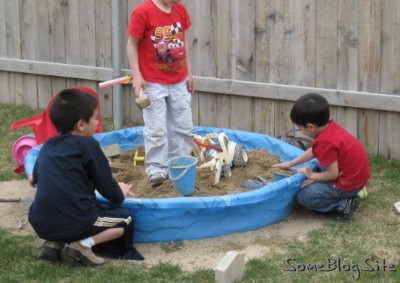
[337,196,361,222]
[150,172,167,187]
[64,241,105,266]
[39,241,65,262]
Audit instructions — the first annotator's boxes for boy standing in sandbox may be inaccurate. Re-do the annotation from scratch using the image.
[126,0,194,187]
[273,93,370,221]
[28,88,143,266]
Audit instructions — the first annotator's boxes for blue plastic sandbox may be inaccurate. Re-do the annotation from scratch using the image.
[24,126,317,243]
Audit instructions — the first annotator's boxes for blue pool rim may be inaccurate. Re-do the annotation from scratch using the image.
[24,126,317,243]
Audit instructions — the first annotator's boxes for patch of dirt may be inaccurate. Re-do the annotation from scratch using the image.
[111,148,291,198]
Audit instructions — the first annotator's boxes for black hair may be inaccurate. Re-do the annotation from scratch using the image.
[290,93,330,127]
[49,88,98,134]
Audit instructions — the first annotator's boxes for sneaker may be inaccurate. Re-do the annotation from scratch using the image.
[64,241,105,266]
[149,172,167,187]
[337,197,361,222]
[39,241,65,262]
[358,186,368,200]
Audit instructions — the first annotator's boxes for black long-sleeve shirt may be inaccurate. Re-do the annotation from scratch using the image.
[28,133,124,241]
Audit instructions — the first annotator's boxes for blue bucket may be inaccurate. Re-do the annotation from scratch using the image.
[167,156,197,196]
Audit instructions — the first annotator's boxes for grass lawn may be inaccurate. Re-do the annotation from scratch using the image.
[0,103,399,282]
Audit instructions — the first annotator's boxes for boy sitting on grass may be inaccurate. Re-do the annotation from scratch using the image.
[28,88,143,266]
[273,93,370,221]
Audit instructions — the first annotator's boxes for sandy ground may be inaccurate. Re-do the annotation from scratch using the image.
[0,180,329,271]
[112,148,290,198]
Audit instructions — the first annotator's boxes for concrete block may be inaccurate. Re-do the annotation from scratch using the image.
[394,201,400,214]
[101,144,121,157]
[215,251,245,283]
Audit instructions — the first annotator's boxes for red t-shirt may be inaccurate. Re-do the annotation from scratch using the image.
[312,120,370,190]
[127,0,191,84]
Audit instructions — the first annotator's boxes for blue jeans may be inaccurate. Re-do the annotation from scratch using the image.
[296,181,361,213]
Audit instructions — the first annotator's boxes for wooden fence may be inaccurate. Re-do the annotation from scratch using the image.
[1,0,400,158]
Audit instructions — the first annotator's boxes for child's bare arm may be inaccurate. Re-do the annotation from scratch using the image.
[298,160,339,181]
[118,182,134,197]
[127,36,145,95]
[273,148,314,170]
[28,174,35,187]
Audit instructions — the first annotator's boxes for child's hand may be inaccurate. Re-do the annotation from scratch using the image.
[118,182,134,197]
[272,162,292,170]
[133,74,145,97]
[28,174,35,187]
[297,166,313,179]
[186,74,194,94]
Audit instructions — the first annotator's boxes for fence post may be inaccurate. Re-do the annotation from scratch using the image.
[111,0,123,129]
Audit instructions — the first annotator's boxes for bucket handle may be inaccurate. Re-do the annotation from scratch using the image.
[169,165,191,181]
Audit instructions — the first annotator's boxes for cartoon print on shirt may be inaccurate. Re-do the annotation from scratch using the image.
[151,22,185,65]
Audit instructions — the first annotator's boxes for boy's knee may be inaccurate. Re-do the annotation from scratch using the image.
[296,187,314,206]
[296,191,306,206]
[117,228,125,237]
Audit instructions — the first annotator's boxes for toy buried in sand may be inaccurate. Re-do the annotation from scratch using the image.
[194,132,248,184]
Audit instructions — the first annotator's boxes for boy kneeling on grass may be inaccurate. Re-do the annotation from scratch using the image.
[28,88,144,266]
[273,93,370,221]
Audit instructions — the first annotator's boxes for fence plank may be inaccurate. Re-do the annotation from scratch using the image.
[197,0,218,127]
[79,0,96,66]
[289,0,316,138]
[272,0,296,136]
[20,0,38,108]
[315,0,337,122]
[65,0,80,65]
[48,0,67,97]
[255,0,272,83]
[35,3,52,109]
[182,0,199,125]
[234,0,255,131]
[0,0,5,57]
[378,0,400,157]
[64,0,81,89]
[124,0,134,124]
[316,0,337,90]
[253,0,275,135]
[358,0,382,155]
[77,0,98,94]
[336,0,359,137]
[183,0,199,77]
[294,0,316,87]
[274,101,294,137]
[274,0,295,85]
[213,0,235,129]
[0,0,8,104]
[95,0,113,118]
[359,0,382,93]
[254,97,275,136]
